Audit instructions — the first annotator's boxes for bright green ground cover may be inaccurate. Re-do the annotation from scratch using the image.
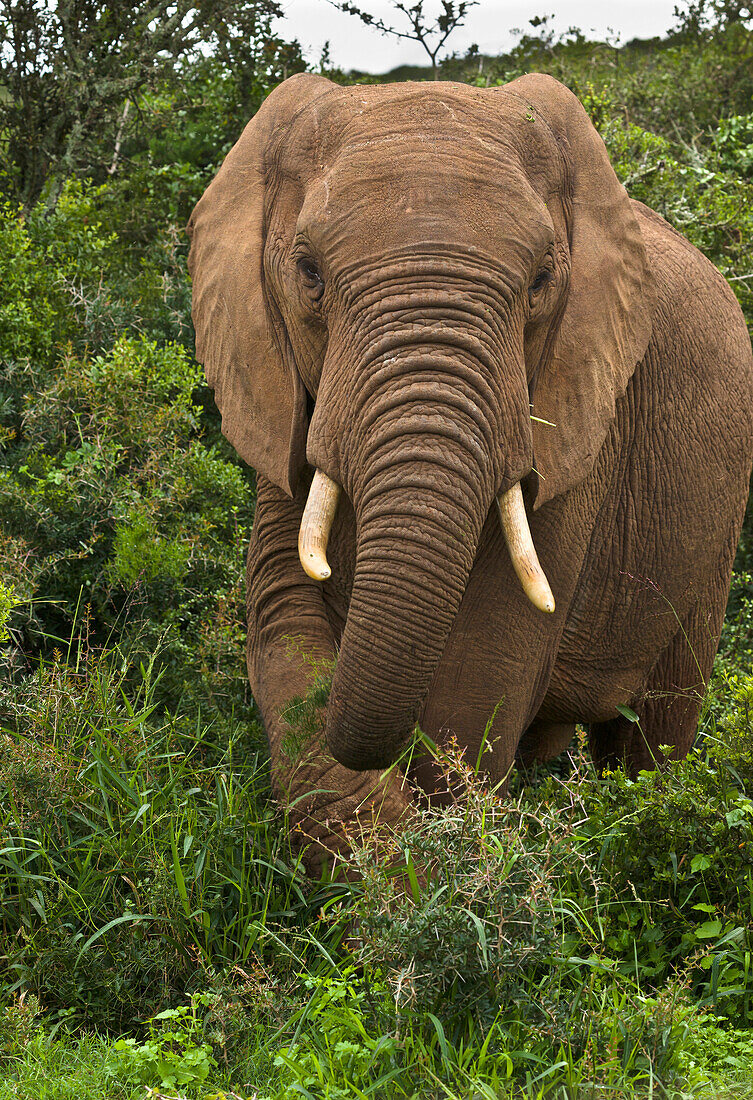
[0,666,752,1097]
[1,8,753,1097]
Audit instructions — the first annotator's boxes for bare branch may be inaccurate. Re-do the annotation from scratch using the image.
[330,0,478,76]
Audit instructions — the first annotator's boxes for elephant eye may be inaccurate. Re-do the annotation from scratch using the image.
[297,256,325,300]
[528,266,553,305]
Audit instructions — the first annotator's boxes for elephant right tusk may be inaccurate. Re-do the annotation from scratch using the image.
[299,469,341,581]
[496,482,555,614]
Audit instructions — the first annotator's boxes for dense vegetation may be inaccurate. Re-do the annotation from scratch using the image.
[1,1,753,1095]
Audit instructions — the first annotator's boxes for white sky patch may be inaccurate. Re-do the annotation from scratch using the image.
[274,0,679,74]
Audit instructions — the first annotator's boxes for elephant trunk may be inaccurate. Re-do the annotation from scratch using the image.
[304,311,543,773]
[325,458,486,771]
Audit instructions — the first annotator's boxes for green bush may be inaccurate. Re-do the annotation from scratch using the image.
[311,742,673,1095]
[577,679,753,1024]
[268,970,402,1100]
[600,118,753,328]
[715,112,753,177]
[718,572,753,682]
[307,687,753,1096]
[350,739,593,1038]
[0,583,14,644]
[108,996,217,1092]
[0,180,193,406]
[1,333,254,725]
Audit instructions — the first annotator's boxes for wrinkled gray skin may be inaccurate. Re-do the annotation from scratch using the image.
[188,73,753,873]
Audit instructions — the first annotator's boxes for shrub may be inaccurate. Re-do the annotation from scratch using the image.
[715,112,753,177]
[298,689,753,1096]
[574,679,753,1024]
[0,583,14,644]
[600,119,753,328]
[330,740,701,1095]
[1,334,254,725]
[268,970,402,1100]
[679,1013,753,1092]
[108,995,217,1092]
[350,739,594,1037]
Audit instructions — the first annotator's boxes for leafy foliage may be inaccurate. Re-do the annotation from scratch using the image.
[0,184,257,725]
[262,706,753,1097]
[0,648,317,1035]
[109,996,218,1091]
[0,0,305,210]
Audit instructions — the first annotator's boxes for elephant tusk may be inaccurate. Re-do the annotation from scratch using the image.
[496,482,555,614]
[299,469,341,581]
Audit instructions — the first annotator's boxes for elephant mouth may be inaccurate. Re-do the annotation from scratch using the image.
[299,467,555,614]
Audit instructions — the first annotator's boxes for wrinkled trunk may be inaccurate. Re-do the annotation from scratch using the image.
[310,290,534,771]
[319,327,519,769]
[325,465,488,770]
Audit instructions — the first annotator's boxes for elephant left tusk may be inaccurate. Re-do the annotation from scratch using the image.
[496,482,555,614]
[299,469,341,581]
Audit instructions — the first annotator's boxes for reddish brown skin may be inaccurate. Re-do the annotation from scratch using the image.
[188,74,753,873]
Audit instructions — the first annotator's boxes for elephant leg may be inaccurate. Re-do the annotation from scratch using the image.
[411,508,573,798]
[248,476,412,877]
[588,594,723,776]
[517,720,576,767]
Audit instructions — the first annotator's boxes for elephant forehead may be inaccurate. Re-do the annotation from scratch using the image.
[290,81,557,155]
[297,148,555,260]
[286,82,564,190]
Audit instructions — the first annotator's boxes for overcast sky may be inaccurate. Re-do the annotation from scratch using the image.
[273,0,679,73]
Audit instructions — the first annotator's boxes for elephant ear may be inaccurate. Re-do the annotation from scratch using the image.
[187,73,333,496]
[503,74,656,508]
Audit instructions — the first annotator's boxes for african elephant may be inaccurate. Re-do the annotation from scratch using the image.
[188,72,753,872]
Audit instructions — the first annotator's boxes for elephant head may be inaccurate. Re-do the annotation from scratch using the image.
[188,72,655,772]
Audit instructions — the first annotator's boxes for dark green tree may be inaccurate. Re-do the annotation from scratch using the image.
[0,0,303,210]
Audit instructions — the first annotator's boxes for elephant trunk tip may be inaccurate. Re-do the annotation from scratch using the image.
[325,687,414,772]
[328,738,397,773]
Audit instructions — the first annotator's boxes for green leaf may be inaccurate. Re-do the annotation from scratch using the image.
[75,914,157,966]
[616,704,640,723]
[691,854,712,873]
[403,847,421,904]
[465,908,489,971]
[427,1013,451,1069]
[171,828,191,918]
[695,920,723,940]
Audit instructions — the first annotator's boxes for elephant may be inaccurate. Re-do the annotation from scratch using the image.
[187,72,753,873]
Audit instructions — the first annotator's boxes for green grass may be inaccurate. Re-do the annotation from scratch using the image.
[6,988,753,1099]
[0,641,752,1098]
[0,1031,134,1100]
[0,643,340,1031]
